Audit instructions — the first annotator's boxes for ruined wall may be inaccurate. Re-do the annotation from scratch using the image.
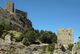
[57,28,74,48]
[6,2,15,13]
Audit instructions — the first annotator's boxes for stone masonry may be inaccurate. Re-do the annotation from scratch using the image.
[57,28,74,48]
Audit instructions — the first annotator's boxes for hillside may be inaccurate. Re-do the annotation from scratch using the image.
[0,8,32,32]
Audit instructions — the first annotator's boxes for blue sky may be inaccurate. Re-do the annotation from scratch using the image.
[0,0,80,43]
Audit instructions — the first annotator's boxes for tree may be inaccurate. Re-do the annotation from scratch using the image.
[22,38,30,46]
[39,30,57,44]
[0,21,12,31]
[22,30,57,45]
[45,43,55,54]
[0,24,4,37]
[23,30,39,44]
[67,44,74,51]
[48,43,55,51]
[78,37,80,39]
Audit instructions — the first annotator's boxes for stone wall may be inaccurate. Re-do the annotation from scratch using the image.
[57,28,74,48]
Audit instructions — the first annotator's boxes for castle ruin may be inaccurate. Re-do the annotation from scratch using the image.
[57,28,74,48]
[0,2,32,31]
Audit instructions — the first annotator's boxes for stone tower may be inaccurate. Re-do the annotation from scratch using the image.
[57,28,74,48]
[6,2,15,13]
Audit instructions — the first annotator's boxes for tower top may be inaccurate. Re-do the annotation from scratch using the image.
[6,1,14,13]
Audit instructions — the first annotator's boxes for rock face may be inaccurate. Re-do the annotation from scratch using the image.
[53,40,72,54]
[0,42,31,54]
[0,9,32,31]
[5,34,11,44]
[53,49,72,54]
[0,40,48,54]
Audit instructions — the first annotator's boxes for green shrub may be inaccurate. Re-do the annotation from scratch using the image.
[39,31,57,44]
[22,38,30,46]
[67,44,74,51]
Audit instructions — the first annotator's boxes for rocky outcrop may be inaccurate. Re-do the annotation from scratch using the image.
[0,32,48,54]
[72,38,80,54]
[0,40,48,54]
[0,7,32,31]
[53,38,80,54]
